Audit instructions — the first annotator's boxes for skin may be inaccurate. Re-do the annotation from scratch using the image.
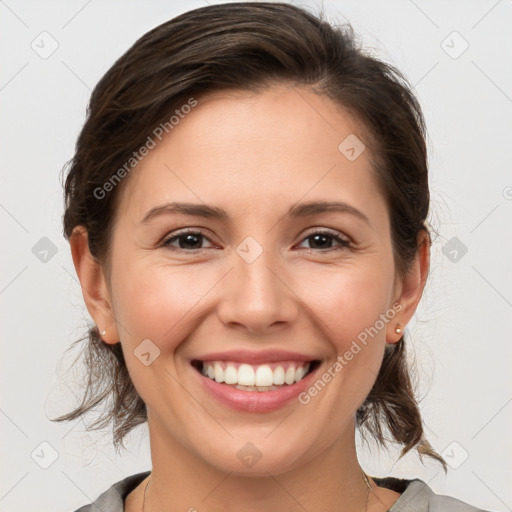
[70,84,429,512]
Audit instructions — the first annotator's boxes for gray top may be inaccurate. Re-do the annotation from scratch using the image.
[73,470,492,512]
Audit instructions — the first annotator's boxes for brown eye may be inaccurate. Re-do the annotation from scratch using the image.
[298,230,350,251]
[162,230,214,251]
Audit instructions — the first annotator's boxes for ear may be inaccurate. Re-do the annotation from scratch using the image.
[386,230,430,344]
[69,226,120,345]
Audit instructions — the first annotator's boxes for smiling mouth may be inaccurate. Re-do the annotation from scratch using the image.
[191,359,321,391]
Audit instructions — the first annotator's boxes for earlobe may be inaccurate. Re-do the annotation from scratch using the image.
[387,318,405,345]
[386,230,430,344]
[69,226,120,345]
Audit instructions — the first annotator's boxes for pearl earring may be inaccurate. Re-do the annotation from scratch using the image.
[101,330,106,336]
[395,324,403,335]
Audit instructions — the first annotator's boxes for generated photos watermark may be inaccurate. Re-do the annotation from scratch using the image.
[298,302,403,405]
[93,97,198,200]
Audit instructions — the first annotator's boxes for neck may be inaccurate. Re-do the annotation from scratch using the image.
[142,412,373,512]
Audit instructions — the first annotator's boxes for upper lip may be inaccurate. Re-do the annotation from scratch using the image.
[192,349,319,364]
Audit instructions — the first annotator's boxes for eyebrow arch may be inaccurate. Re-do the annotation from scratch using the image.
[141,200,370,225]
[142,202,228,223]
[288,201,369,224]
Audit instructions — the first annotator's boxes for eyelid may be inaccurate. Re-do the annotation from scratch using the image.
[296,228,351,250]
[161,226,352,252]
[300,227,351,243]
[161,228,218,250]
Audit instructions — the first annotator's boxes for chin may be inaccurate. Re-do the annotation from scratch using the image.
[199,437,312,477]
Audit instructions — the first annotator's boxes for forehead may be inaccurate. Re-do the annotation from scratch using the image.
[115,84,385,225]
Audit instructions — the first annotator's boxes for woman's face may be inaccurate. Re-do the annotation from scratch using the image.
[94,84,412,475]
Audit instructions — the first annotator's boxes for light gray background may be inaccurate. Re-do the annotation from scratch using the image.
[1,1,511,511]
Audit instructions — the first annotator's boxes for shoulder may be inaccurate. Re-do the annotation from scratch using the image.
[372,476,493,512]
[71,470,151,512]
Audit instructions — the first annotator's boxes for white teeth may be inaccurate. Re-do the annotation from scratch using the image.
[214,362,224,383]
[295,366,308,382]
[224,365,238,384]
[235,384,280,392]
[273,366,285,385]
[255,365,274,387]
[238,364,255,386]
[200,361,312,388]
[285,366,296,385]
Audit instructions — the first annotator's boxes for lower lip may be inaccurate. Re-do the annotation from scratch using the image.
[193,363,320,413]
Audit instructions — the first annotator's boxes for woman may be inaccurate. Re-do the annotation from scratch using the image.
[53,2,492,511]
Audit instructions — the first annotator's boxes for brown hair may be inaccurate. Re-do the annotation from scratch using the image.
[53,1,446,470]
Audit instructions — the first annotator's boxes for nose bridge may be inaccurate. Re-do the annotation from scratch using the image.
[217,235,297,332]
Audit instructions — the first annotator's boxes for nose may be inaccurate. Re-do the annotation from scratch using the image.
[216,247,299,334]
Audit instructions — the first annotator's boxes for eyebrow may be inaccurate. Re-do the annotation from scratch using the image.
[141,200,370,225]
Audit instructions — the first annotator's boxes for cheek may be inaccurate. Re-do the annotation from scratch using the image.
[290,265,396,440]
[112,255,395,348]
[299,259,396,409]
[304,261,396,345]
[110,259,211,348]
[109,262,212,409]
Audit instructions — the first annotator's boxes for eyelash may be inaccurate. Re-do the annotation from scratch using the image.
[161,228,351,254]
